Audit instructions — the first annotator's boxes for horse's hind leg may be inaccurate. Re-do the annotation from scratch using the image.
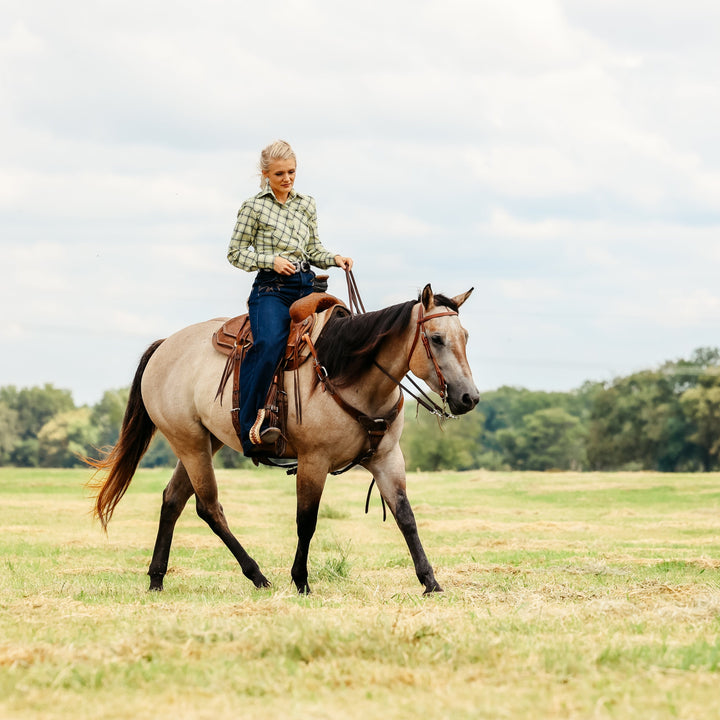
[368,447,443,594]
[148,437,226,590]
[183,446,270,590]
[148,459,195,591]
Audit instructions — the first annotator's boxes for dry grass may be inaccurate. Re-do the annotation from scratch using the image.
[1,467,719,719]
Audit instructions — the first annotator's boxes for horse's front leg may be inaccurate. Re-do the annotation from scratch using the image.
[368,446,443,594]
[291,458,328,594]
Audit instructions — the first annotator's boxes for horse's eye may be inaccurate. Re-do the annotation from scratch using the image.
[431,335,444,346]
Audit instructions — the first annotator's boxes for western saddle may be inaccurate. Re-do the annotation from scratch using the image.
[211,292,350,456]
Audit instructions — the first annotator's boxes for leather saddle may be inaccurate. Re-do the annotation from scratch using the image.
[211,292,350,450]
[212,292,347,373]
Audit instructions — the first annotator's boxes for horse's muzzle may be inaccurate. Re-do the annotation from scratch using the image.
[447,385,480,415]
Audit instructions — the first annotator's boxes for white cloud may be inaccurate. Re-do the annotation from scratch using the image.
[1,0,719,403]
[604,289,720,330]
[494,278,563,302]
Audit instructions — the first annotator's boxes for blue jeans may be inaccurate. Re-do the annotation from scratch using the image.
[238,269,315,452]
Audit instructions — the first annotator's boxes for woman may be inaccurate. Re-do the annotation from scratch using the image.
[227,140,353,455]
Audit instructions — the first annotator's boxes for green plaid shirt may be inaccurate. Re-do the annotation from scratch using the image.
[227,188,337,272]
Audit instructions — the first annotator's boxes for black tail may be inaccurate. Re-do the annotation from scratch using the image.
[86,339,165,529]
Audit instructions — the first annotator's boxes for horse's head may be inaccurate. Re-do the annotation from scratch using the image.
[408,284,480,416]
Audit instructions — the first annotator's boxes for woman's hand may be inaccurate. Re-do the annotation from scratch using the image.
[273,256,296,275]
[334,255,354,271]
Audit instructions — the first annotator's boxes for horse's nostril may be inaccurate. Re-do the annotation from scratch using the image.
[462,392,479,409]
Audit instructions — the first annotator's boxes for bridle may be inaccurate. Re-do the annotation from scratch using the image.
[348,269,461,420]
[301,297,458,482]
[371,308,458,421]
[300,273,461,515]
[405,302,459,409]
[342,268,460,417]
[344,269,461,419]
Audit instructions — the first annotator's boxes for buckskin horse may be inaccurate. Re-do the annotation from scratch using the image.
[88,284,479,595]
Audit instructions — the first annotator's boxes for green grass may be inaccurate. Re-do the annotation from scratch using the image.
[1,467,720,719]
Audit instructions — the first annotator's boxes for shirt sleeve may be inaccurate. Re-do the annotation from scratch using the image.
[303,197,337,269]
[227,203,276,272]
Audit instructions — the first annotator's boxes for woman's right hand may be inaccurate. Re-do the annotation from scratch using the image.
[273,256,296,275]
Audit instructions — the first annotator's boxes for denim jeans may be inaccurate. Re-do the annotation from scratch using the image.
[238,269,315,451]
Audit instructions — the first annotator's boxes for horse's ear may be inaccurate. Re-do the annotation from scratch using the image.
[421,284,434,310]
[452,287,474,309]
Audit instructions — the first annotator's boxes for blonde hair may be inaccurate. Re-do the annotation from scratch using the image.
[259,140,296,187]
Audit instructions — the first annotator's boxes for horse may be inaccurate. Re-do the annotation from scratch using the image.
[88,284,479,595]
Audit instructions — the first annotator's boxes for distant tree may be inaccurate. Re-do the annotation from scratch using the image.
[402,411,451,472]
[586,370,689,471]
[82,387,177,468]
[585,347,720,472]
[679,368,720,471]
[90,388,130,450]
[3,346,719,471]
[398,394,489,471]
[688,347,720,368]
[480,385,591,431]
[140,434,177,468]
[478,385,594,468]
[38,407,100,467]
[215,444,252,468]
[658,347,720,398]
[1,384,75,438]
[10,438,40,467]
[0,402,20,465]
[497,407,587,471]
[0,384,76,466]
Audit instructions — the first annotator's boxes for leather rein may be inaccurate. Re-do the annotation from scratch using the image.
[302,272,459,471]
[303,271,461,518]
[349,268,459,420]
[303,332,404,471]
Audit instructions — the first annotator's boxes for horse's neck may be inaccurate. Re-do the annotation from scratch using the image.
[357,304,418,408]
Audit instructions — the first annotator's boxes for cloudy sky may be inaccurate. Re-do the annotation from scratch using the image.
[2,0,719,406]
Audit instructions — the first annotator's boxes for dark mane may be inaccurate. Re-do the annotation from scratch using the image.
[314,292,459,387]
[315,300,415,386]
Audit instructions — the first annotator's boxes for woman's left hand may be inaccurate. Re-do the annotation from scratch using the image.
[334,255,354,271]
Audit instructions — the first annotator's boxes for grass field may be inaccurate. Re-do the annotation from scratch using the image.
[1,467,719,719]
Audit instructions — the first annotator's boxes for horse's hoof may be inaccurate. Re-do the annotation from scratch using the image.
[422,582,444,595]
[148,573,164,591]
[297,584,311,595]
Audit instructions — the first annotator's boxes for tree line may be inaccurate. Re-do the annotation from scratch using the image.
[2,347,719,472]
[400,347,720,472]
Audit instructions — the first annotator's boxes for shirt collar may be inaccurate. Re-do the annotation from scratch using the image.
[258,186,299,203]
